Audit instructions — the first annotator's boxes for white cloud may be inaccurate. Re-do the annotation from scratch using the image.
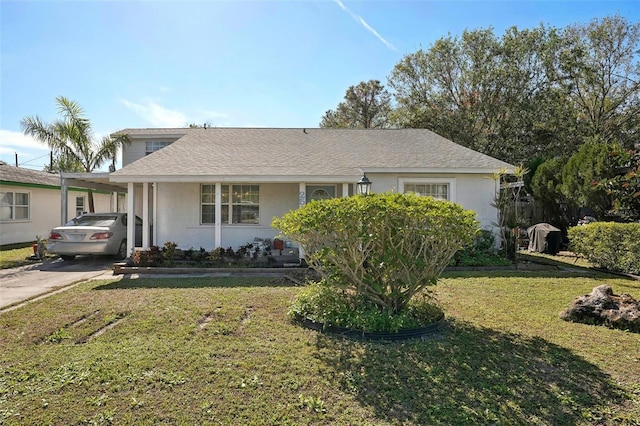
[121,99,188,127]
[0,129,51,168]
[121,99,233,128]
[0,129,49,152]
[333,0,397,52]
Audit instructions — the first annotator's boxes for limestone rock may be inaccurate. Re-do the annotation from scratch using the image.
[560,285,640,333]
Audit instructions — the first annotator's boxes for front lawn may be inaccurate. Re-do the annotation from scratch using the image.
[0,246,38,269]
[1,270,638,425]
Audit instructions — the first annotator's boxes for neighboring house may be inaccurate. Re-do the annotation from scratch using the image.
[61,128,514,256]
[0,161,115,246]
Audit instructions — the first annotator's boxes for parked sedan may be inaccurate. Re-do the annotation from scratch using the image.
[47,213,142,261]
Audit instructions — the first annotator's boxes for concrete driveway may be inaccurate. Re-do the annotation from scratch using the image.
[0,256,115,310]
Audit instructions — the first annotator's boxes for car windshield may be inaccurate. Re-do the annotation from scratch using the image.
[65,215,118,227]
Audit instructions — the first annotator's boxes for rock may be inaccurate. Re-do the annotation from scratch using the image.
[560,285,640,333]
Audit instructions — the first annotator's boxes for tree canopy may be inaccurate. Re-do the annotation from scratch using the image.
[319,80,392,128]
[21,96,129,212]
[323,15,639,167]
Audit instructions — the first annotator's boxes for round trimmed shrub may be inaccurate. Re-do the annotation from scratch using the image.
[273,192,479,317]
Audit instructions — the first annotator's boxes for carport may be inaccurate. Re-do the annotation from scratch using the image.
[60,172,148,258]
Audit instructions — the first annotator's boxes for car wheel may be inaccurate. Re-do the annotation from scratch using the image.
[61,255,75,261]
[117,240,128,260]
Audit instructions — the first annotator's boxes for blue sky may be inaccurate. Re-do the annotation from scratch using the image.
[1,0,638,171]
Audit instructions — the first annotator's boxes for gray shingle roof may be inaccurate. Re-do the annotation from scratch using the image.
[110,128,513,182]
[0,161,60,187]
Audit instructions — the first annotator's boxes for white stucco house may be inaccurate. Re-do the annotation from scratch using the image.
[0,161,115,246]
[60,128,513,257]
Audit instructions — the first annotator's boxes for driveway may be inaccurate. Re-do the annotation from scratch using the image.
[0,256,115,310]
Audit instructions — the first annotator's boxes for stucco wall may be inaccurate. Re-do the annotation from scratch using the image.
[152,176,499,251]
[1,184,113,246]
[154,182,300,250]
[369,173,499,233]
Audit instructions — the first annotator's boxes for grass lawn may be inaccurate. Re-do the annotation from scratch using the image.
[1,268,639,425]
[0,246,39,269]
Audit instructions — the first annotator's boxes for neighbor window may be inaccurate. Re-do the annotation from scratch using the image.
[399,178,456,202]
[145,141,172,155]
[200,184,260,225]
[75,196,85,216]
[0,191,30,220]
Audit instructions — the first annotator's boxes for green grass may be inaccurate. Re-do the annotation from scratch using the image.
[0,246,38,269]
[1,271,639,425]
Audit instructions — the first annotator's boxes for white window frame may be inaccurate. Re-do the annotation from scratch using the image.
[200,184,216,224]
[0,191,30,221]
[200,184,260,225]
[398,178,456,202]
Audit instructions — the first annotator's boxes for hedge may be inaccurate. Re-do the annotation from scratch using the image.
[568,222,640,275]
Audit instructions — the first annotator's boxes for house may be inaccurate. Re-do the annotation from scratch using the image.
[60,128,513,256]
[0,161,116,246]
[58,128,513,255]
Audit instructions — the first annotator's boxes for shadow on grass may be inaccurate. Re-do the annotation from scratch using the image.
[93,275,297,290]
[315,319,628,425]
[442,266,637,282]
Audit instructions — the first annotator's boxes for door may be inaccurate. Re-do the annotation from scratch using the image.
[306,185,336,203]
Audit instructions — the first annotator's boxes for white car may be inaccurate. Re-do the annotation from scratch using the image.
[47,213,142,261]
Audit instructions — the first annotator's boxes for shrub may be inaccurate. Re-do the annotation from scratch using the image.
[208,247,226,266]
[451,230,512,267]
[289,280,443,332]
[132,245,162,266]
[569,222,640,274]
[273,192,479,314]
[162,242,177,266]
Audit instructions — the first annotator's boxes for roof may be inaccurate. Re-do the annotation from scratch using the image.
[0,161,61,187]
[110,128,514,183]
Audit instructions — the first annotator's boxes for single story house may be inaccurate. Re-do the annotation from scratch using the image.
[60,128,514,257]
[0,161,116,246]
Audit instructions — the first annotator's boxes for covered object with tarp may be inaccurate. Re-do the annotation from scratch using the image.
[527,223,562,255]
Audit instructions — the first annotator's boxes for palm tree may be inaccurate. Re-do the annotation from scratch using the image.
[20,96,129,212]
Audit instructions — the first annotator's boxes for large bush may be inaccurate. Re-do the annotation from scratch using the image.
[569,222,640,274]
[272,193,479,314]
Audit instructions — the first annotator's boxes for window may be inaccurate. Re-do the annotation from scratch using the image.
[399,178,456,201]
[201,184,216,224]
[0,191,30,220]
[200,184,260,225]
[229,184,259,224]
[145,141,172,155]
[404,183,448,200]
[75,196,85,216]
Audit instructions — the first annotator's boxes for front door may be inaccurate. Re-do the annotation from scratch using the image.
[306,185,336,203]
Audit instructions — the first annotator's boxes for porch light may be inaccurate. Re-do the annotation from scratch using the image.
[357,173,372,195]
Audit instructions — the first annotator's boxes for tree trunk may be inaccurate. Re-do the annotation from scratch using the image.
[88,189,95,213]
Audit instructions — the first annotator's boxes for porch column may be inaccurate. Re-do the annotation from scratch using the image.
[215,182,222,248]
[342,183,349,197]
[153,182,158,247]
[142,182,150,249]
[61,178,68,225]
[298,182,306,261]
[127,182,135,257]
